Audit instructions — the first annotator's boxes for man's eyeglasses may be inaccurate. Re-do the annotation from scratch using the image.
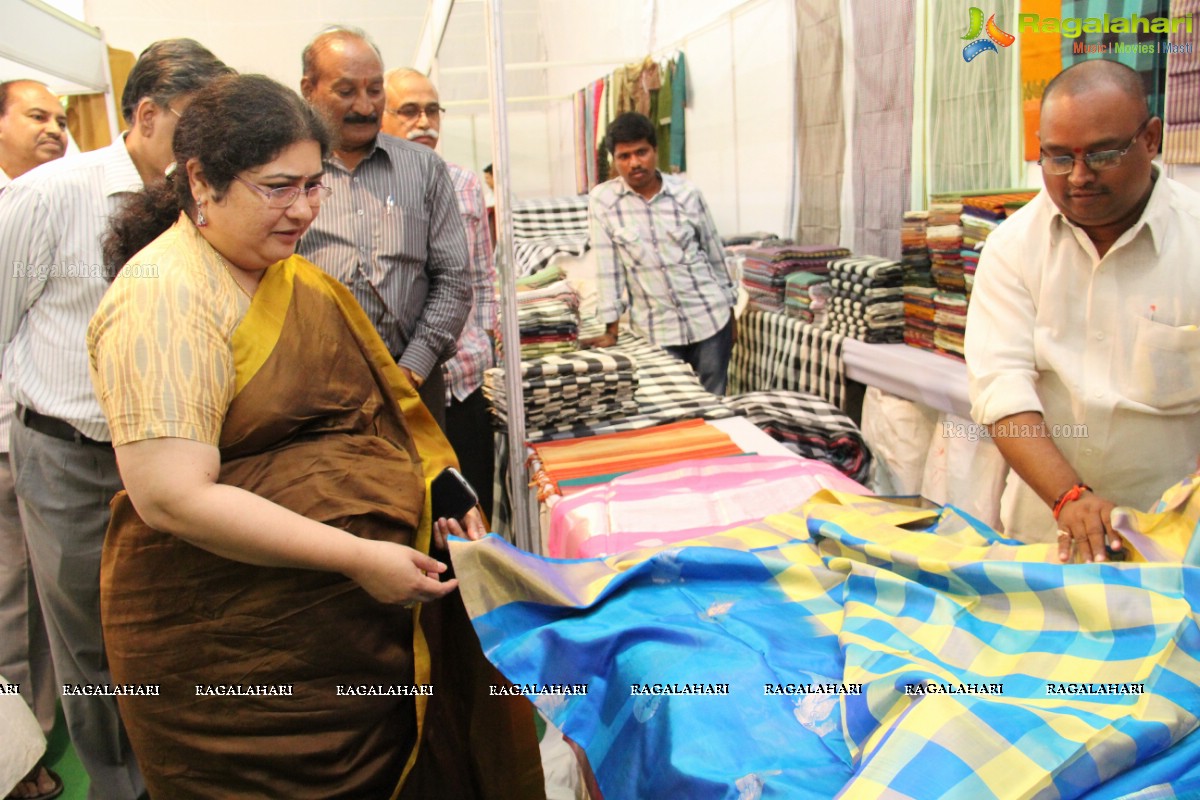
[386,103,445,121]
[1038,117,1152,175]
[234,175,332,208]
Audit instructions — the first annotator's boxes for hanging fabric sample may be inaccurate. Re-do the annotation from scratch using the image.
[1020,0,1063,161]
[794,0,845,245]
[851,0,916,260]
[1164,0,1200,163]
[926,0,1018,195]
[670,52,687,173]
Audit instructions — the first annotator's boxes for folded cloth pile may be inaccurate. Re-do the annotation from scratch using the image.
[510,196,590,276]
[932,290,969,360]
[900,210,932,288]
[959,192,1036,297]
[483,349,639,431]
[742,243,851,314]
[722,390,872,484]
[501,334,733,442]
[783,272,831,324]
[529,418,746,497]
[498,278,581,359]
[901,209,936,354]
[902,284,938,352]
[824,256,905,343]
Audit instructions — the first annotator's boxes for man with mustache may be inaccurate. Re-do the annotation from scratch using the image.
[298,27,469,428]
[966,60,1200,562]
[381,68,496,517]
[0,80,66,190]
[588,112,736,395]
[0,77,67,800]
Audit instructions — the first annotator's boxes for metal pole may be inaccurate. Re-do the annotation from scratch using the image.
[483,0,535,553]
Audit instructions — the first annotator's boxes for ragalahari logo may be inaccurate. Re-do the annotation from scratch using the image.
[962,7,1015,62]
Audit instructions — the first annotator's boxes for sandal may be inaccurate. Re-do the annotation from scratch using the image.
[6,764,63,800]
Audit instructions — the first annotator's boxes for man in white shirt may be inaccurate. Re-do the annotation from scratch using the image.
[0,77,68,800]
[0,40,230,800]
[966,59,1200,563]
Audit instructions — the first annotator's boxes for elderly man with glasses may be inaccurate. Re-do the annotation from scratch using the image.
[382,68,497,519]
[965,59,1200,562]
[297,26,469,429]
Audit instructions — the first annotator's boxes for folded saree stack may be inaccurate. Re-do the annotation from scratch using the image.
[783,272,831,325]
[742,243,851,314]
[824,256,905,343]
[931,290,968,360]
[498,276,581,359]
[492,334,735,443]
[900,210,937,353]
[483,349,639,431]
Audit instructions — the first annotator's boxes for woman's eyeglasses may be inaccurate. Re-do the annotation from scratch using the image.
[234,175,332,208]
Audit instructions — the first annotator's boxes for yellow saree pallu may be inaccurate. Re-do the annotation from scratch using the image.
[100,257,543,799]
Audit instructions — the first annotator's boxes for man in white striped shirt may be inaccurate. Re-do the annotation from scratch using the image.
[0,40,231,800]
[0,76,68,800]
[298,27,470,429]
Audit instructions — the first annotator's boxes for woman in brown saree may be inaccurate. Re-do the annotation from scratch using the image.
[89,74,542,799]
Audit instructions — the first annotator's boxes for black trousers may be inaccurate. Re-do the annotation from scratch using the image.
[444,387,495,521]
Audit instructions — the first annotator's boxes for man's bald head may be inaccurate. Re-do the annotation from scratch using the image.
[1041,60,1149,115]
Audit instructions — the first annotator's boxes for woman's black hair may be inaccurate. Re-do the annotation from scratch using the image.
[104,73,331,274]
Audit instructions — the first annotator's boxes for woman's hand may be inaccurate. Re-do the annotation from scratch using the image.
[347,539,458,605]
[433,507,487,550]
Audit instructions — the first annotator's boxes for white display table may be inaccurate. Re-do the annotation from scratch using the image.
[841,340,970,418]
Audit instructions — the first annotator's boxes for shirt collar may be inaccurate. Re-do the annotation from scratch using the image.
[1045,165,1169,255]
[618,170,670,200]
[103,133,145,197]
[326,135,388,173]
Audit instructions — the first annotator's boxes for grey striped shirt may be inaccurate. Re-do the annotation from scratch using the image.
[0,138,144,442]
[298,134,470,379]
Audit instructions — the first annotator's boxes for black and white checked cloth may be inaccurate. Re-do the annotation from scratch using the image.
[721,390,871,484]
[511,196,591,276]
[728,310,846,410]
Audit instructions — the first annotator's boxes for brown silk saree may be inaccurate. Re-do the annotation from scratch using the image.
[100,257,543,799]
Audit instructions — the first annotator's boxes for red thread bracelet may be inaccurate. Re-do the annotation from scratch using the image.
[1052,483,1092,520]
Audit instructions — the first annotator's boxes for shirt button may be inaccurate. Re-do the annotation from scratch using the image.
[1094,391,1103,398]
[1095,332,1104,340]
[357,209,364,216]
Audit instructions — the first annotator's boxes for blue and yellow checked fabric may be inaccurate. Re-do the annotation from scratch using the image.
[450,477,1200,799]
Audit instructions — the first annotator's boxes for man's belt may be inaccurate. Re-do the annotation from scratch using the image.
[16,405,110,448]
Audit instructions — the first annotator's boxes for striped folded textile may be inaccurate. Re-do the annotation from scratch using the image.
[742,244,851,314]
[824,256,906,343]
[728,310,845,409]
[511,196,590,276]
[501,334,736,443]
[530,418,744,488]
[450,474,1200,799]
[721,390,870,483]
[484,350,639,430]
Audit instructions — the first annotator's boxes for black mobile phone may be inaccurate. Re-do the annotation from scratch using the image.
[430,467,479,521]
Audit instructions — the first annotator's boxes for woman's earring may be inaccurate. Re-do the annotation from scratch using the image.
[196,201,208,227]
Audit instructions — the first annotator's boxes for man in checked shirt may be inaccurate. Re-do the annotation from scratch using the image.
[587,112,736,394]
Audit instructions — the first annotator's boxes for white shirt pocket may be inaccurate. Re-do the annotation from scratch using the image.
[1121,315,1200,413]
